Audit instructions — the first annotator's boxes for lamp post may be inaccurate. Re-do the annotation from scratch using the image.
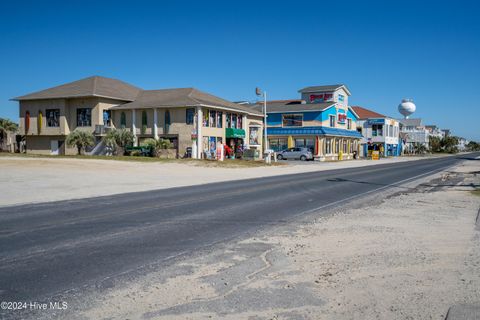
[256,87,268,153]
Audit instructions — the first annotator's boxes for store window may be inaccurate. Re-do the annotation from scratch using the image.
[249,126,260,145]
[269,138,288,152]
[282,114,302,127]
[237,115,242,129]
[231,114,237,129]
[77,108,92,127]
[325,138,332,154]
[186,108,195,125]
[46,109,60,127]
[294,138,315,152]
[343,140,347,153]
[217,111,223,128]
[335,139,339,153]
[329,115,335,127]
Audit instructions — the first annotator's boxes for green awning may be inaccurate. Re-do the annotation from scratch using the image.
[225,128,246,138]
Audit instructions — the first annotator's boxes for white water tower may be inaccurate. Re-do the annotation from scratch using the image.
[398,98,416,119]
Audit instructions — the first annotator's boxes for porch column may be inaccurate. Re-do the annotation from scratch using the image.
[242,115,247,148]
[153,108,159,140]
[196,106,203,159]
[132,109,137,146]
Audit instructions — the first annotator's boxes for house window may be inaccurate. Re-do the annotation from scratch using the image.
[329,115,336,127]
[203,109,209,127]
[141,110,148,134]
[347,118,352,130]
[165,110,171,134]
[186,108,195,125]
[46,109,60,127]
[325,138,332,154]
[232,114,237,129]
[237,115,242,129]
[282,114,302,127]
[120,112,126,128]
[216,111,223,128]
[226,113,231,128]
[77,108,92,127]
[372,124,383,136]
[209,110,217,128]
[338,94,344,102]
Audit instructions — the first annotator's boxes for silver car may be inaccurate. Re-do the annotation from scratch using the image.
[276,147,313,161]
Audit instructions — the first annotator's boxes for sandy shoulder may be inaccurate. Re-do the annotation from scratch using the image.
[70,159,480,320]
[0,154,447,207]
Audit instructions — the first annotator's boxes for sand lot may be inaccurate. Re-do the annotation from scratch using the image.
[1,155,442,207]
[75,158,480,320]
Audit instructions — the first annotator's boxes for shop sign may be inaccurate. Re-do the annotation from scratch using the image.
[372,150,380,160]
[337,113,347,124]
[367,118,385,125]
[310,94,324,103]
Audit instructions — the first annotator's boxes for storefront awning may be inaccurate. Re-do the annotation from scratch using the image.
[267,126,363,138]
[226,128,246,138]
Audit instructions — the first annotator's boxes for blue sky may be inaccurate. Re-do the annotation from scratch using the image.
[0,0,479,140]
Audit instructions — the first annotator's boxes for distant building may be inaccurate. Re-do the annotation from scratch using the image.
[457,137,469,151]
[425,125,445,139]
[352,106,401,157]
[249,84,362,161]
[398,118,429,153]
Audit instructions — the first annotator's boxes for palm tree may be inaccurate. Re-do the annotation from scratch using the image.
[143,138,173,157]
[0,118,18,135]
[66,130,95,155]
[102,128,135,155]
[0,118,18,151]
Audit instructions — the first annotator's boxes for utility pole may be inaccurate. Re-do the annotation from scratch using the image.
[256,87,268,153]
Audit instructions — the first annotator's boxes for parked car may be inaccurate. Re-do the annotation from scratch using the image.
[276,147,313,161]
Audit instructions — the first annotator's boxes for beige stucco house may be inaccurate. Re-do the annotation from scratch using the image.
[13,76,264,158]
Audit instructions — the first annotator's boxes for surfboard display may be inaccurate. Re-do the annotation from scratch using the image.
[37,111,42,134]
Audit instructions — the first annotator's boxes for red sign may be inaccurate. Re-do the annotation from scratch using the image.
[309,94,324,103]
[338,113,347,123]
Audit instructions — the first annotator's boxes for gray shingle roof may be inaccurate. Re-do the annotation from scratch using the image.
[298,84,351,95]
[399,118,423,127]
[12,76,141,101]
[110,88,263,116]
[249,101,336,113]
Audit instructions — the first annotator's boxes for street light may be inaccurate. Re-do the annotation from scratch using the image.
[255,87,268,152]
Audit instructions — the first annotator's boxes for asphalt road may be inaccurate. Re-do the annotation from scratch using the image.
[0,153,477,306]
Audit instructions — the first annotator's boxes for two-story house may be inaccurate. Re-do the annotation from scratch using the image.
[352,106,401,157]
[250,84,362,161]
[13,76,141,155]
[13,76,264,158]
[398,118,430,153]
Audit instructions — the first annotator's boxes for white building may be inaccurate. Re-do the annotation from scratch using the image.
[399,118,429,153]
